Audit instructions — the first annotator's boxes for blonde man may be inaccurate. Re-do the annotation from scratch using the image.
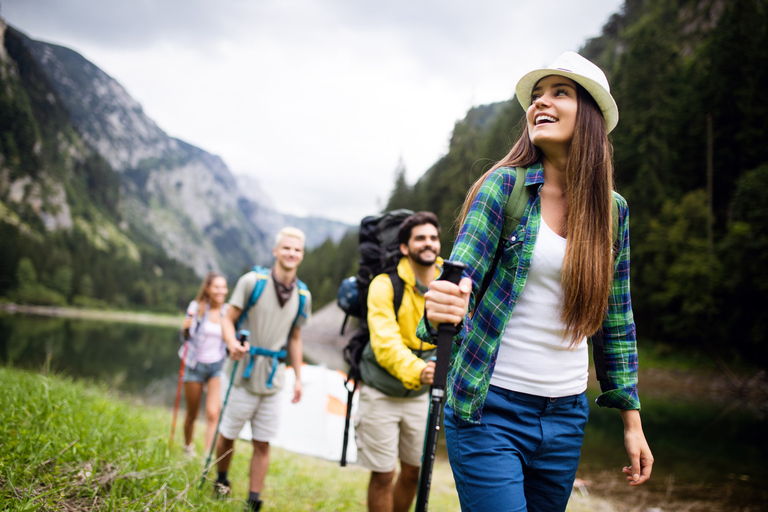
[214,227,312,512]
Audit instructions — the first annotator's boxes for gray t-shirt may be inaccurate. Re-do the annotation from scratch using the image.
[226,269,311,395]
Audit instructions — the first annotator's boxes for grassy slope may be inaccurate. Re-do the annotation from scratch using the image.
[1,367,617,511]
[0,367,463,511]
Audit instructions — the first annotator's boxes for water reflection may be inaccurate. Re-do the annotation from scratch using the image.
[0,312,181,407]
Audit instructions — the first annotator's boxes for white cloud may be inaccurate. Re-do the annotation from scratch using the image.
[2,0,624,223]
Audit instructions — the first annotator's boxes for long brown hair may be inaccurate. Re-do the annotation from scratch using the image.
[194,271,226,317]
[458,83,614,346]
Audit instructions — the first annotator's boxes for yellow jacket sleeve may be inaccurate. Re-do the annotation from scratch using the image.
[367,272,430,390]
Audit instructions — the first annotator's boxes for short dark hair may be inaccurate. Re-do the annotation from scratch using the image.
[398,211,441,245]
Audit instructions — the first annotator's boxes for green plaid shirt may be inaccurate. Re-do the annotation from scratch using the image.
[418,164,640,423]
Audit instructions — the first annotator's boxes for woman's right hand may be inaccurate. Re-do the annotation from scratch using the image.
[182,316,193,331]
[424,276,472,327]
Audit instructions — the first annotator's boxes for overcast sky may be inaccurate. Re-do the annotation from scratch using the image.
[2,0,624,224]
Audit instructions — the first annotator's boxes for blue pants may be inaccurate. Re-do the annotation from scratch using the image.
[445,385,589,512]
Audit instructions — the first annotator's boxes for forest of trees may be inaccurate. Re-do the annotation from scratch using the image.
[301,0,768,369]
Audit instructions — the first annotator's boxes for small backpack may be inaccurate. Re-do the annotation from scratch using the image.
[337,208,413,466]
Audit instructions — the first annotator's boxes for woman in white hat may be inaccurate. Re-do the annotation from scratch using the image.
[420,51,653,511]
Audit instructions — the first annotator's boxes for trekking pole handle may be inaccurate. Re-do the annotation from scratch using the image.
[183,311,194,341]
[433,260,467,388]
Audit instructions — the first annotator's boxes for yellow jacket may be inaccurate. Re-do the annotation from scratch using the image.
[366,256,441,391]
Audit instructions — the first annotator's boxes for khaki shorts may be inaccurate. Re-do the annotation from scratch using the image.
[354,384,429,472]
[218,385,282,443]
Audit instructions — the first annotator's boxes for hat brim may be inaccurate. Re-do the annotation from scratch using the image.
[515,69,619,134]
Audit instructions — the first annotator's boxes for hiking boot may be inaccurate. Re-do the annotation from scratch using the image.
[246,498,263,511]
[213,478,231,499]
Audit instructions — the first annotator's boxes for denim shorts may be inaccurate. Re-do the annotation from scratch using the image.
[183,358,225,383]
[445,385,590,512]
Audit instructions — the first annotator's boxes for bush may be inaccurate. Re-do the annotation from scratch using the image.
[72,294,110,309]
[14,283,67,306]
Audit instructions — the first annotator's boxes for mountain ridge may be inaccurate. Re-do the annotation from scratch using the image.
[0,18,348,311]
[8,23,349,279]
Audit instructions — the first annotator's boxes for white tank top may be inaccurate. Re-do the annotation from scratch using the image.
[489,218,588,397]
[196,320,225,363]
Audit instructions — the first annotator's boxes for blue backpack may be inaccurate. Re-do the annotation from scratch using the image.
[235,265,309,388]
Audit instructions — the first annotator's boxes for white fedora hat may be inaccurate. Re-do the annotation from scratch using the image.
[515,51,619,133]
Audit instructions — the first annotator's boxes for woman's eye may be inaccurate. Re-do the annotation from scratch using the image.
[531,93,541,102]
[555,88,568,96]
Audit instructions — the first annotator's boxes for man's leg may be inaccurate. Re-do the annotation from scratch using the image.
[216,435,236,473]
[392,392,429,512]
[392,461,420,512]
[213,434,235,496]
[214,386,257,494]
[245,391,281,510]
[368,470,395,512]
[249,440,270,493]
[355,386,401,512]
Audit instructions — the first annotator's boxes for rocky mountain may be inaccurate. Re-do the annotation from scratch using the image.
[7,24,349,279]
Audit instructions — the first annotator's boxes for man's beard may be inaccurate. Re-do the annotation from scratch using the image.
[409,247,437,267]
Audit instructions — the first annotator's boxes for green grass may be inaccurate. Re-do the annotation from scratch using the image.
[0,367,462,511]
[0,366,622,511]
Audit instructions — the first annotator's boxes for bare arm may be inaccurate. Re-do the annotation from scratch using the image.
[620,409,654,486]
[288,325,303,403]
[223,305,249,360]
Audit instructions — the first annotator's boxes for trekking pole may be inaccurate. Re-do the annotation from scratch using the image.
[340,377,357,467]
[169,314,193,449]
[200,329,249,489]
[415,260,467,512]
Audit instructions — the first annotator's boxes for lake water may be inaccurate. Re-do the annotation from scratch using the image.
[1,312,766,511]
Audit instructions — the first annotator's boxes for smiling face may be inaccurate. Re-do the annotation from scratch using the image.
[400,223,440,268]
[526,75,579,154]
[206,276,228,306]
[273,235,305,272]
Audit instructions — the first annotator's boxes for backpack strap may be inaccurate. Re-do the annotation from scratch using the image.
[474,167,530,315]
[501,166,531,241]
[236,266,270,331]
[242,346,288,388]
[473,167,621,315]
[610,191,620,249]
[293,279,310,328]
[388,269,405,321]
[237,267,309,388]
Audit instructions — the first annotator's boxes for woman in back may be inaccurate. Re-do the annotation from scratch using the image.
[180,272,229,456]
[420,52,653,512]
